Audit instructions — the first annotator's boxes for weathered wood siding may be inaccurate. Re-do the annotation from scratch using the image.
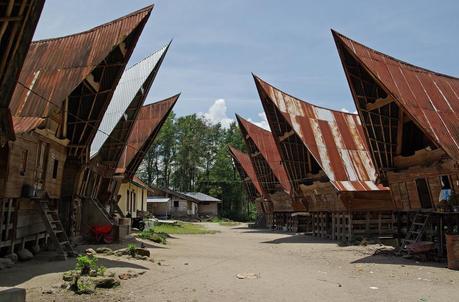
[388,158,459,210]
[198,202,218,216]
[300,181,393,212]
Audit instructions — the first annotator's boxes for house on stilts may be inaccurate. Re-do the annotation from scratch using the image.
[253,75,394,242]
[81,43,170,239]
[0,6,153,258]
[0,0,45,256]
[333,30,459,254]
[116,95,180,218]
[228,146,267,227]
[236,115,307,229]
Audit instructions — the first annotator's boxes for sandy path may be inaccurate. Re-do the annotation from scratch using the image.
[5,223,459,301]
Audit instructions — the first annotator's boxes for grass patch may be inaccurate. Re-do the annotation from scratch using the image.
[138,229,168,244]
[154,222,217,235]
[211,217,241,226]
[138,222,216,243]
[154,222,218,234]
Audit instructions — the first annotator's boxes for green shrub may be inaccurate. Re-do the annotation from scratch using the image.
[76,255,97,275]
[127,243,137,256]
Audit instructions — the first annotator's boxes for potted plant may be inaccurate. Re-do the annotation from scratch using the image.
[445,226,459,270]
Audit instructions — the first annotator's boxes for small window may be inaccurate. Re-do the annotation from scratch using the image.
[52,159,59,179]
[440,175,452,190]
[20,150,28,175]
[174,201,179,208]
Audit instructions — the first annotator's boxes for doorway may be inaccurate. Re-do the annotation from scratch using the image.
[415,178,432,209]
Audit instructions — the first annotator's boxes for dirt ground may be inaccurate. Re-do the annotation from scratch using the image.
[2,223,459,302]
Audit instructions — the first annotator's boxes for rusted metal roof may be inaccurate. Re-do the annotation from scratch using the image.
[236,115,291,194]
[228,145,263,197]
[0,0,45,142]
[117,94,179,178]
[10,5,153,119]
[333,30,459,164]
[254,76,387,192]
[12,116,44,134]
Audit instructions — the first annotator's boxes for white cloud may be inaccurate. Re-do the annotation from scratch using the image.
[200,99,234,128]
[248,112,271,131]
[340,108,358,114]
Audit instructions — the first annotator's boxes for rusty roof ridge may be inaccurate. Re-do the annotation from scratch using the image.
[235,112,271,133]
[252,73,359,116]
[331,29,459,81]
[142,92,181,108]
[31,4,154,45]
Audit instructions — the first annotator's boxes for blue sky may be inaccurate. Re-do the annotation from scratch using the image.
[34,0,459,127]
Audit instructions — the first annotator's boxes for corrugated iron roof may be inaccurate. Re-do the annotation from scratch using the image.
[117,94,179,177]
[333,30,459,164]
[90,43,170,157]
[183,192,221,203]
[9,5,153,119]
[12,116,44,134]
[228,145,263,197]
[0,0,44,142]
[254,75,387,192]
[236,115,291,194]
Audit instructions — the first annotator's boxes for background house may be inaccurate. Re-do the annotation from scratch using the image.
[118,176,152,218]
[147,187,220,218]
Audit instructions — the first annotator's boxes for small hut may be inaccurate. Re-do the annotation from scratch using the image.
[254,75,393,241]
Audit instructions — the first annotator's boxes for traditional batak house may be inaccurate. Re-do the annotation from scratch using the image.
[228,146,267,226]
[0,0,44,256]
[0,6,153,258]
[0,0,45,145]
[116,95,179,218]
[79,44,170,237]
[236,115,307,229]
[333,30,459,253]
[254,75,393,242]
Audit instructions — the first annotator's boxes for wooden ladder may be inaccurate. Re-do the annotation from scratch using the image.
[397,213,430,255]
[37,199,76,260]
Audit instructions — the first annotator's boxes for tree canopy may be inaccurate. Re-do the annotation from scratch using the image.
[137,112,254,220]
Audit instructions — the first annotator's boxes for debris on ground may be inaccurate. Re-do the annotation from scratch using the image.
[373,246,396,256]
[85,248,97,256]
[118,270,146,280]
[236,273,259,279]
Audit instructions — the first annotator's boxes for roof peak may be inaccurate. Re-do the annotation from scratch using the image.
[32,4,154,45]
[331,29,459,81]
[235,113,271,133]
[254,74,358,116]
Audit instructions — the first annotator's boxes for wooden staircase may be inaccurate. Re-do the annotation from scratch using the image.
[88,197,117,225]
[37,199,76,260]
[397,213,430,255]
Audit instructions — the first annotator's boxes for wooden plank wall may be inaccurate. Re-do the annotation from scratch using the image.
[388,159,459,210]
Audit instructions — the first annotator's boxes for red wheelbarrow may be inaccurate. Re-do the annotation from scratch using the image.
[90,224,113,244]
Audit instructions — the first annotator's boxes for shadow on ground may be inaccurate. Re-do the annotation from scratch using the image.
[0,251,150,287]
[261,234,338,245]
[352,254,447,268]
